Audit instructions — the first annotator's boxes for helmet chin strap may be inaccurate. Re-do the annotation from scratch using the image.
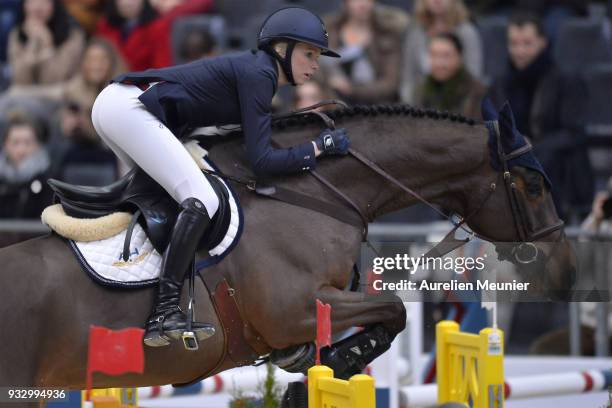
[267,41,297,86]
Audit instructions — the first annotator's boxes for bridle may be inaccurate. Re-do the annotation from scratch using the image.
[274,101,566,266]
[485,120,565,264]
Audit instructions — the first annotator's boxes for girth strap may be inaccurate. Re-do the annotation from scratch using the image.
[200,167,365,232]
[255,184,363,228]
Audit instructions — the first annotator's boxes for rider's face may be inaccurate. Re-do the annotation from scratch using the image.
[291,43,321,86]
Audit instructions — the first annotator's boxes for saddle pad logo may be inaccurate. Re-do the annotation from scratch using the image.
[111,248,150,267]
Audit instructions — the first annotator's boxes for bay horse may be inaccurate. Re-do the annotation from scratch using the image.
[0,103,575,407]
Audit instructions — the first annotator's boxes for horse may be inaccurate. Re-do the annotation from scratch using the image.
[0,103,576,407]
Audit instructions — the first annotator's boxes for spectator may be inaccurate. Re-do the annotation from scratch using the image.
[464,0,587,17]
[577,180,612,354]
[177,26,218,63]
[5,38,126,138]
[488,12,594,220]
[7,0,85,86]
[0,94,56,139]
[0,0,21,91]
[0,0,21,63]
[0,111,52,218]
[321,0,409,104]
[62,38,126,143]
[464,0,587,43]
[62,0,106,35]
[581,181,612,236]
[530,181,612,356]
[50,98,118,185]
[400,0,483,104]
[462,0,512,16]
[47,38,124,181]
[149,0,182,13]
[519,1,588,42]
[95,0,213,71]
[413,32,486,119]
[605,2,612,52]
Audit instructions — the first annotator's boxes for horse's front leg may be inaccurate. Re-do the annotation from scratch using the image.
[318,287,406,379]
[271,286,406,379]
[317,286,406,335]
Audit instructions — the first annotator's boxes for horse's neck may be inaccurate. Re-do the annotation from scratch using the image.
[305,116,492,220]
[213,113,491,221]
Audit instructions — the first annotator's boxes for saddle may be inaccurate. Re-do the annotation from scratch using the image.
[47,166,230,255]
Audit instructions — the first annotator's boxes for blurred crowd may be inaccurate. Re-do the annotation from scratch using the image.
[0,0,611,224]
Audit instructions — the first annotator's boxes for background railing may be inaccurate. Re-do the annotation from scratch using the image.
[1,219,608,357]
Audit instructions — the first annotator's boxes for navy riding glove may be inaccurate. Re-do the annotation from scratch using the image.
[315,128,350,156]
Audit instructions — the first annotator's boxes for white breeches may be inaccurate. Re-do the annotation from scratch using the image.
[92,83,219,216]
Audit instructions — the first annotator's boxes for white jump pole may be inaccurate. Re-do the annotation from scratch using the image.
[138,366,303,399]
[139,359,410,401]
[406,300,423,385]
[370,333,401,408]
[401,369,612,407]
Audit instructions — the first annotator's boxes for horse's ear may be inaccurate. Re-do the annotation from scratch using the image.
[498,101,518,136]
[498,101,527,150]
[491,101,553,188]
[481,97,498,121]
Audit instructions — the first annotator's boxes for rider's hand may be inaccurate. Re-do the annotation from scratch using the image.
[315,128,350,156]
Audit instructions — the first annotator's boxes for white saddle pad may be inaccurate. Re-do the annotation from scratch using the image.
[69,148,243,289]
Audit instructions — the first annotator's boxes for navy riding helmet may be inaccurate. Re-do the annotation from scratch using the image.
[257,7,340,85]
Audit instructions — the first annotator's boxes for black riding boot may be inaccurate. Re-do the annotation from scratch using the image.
[144,197,216,348]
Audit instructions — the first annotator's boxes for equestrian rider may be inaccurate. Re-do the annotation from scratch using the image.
[91,7,350,348]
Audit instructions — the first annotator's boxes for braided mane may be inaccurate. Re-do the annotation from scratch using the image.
[272,104,478,130]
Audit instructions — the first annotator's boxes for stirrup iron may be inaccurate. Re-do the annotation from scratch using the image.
[182,331,199,351]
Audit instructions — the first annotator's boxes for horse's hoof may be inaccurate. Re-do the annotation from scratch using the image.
[270,343,315,374]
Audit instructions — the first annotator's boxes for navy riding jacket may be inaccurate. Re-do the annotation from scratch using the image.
[112,50,316,176]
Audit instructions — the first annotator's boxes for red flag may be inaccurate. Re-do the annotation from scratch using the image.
[85,326,145,399]
[316,299,332,365]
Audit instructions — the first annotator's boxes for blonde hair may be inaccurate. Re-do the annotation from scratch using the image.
[272,41,288,58]
[414,0,469,30]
